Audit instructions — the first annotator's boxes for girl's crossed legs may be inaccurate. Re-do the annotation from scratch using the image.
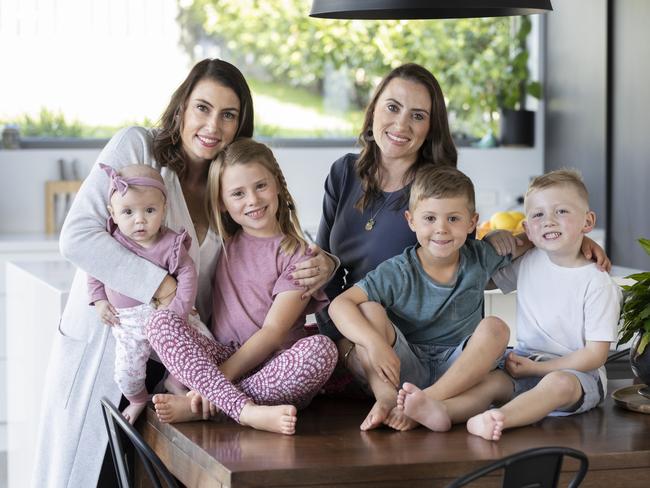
[146,309,337,434]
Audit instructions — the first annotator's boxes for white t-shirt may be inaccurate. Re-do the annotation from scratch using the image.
[492,248,621,357]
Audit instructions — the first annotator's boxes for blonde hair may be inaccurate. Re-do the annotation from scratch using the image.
[525,169,590,209]
[409,165,476,214]
[206,138,307,256]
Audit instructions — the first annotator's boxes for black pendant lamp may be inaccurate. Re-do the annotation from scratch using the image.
[310,0,553,19]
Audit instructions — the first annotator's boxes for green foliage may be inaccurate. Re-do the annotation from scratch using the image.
[497,16,541,110]
[178,0,535,136]
[3,108,156,139]
[618,238,650,354]
[15,108,84,137]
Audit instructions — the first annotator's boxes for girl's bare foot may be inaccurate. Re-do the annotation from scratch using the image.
[384,407,419,431]
[239,403,298,435]
[397,382,451,432]
[466,409,505,441]
[153,394,203,423]
[122,402,147,425]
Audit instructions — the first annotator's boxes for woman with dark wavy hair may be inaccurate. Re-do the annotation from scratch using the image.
[34,58,335,488]
[316,63,457,344]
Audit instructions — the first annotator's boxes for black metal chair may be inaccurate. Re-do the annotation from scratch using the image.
[447,446,589,488]
[100,397,179,488]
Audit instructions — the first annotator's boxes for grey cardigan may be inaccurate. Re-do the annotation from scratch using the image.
[32,127,220,488]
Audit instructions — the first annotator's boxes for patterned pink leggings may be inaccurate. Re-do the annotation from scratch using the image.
[146,309,337,423]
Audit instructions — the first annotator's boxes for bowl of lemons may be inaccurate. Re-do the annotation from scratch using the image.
[477,211,525,239]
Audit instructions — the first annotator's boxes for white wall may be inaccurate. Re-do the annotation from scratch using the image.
[0,145,543,234]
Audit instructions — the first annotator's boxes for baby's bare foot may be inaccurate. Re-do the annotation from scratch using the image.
[399,382,451,432]
[466,409,505,441]
[153,393,203,423]
[239,403,297,435]
[384,406,419,431]
[122,402,147,425]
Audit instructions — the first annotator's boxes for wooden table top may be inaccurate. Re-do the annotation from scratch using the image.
[141,379,650,487]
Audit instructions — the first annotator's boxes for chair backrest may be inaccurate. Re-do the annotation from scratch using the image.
[100,397,178,488]
[447,446,589,488]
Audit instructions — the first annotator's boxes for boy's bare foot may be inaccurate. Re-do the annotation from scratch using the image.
[153,394,203,423]
[361,400,394,431]
[239,403,297,435]
[122,402,147,425]
[397,382,451,432]
[384,406,419,431]
[466,409,505,441]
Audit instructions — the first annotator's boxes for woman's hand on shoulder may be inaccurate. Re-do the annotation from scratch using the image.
[291,244,337,299]
[581,236,611,272]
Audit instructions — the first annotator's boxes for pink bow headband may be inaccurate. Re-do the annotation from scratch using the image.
[99,163,167,200]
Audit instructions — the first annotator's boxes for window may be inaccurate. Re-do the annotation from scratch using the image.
[1,0,539,146]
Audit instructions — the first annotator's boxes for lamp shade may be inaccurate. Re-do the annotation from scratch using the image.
[310,0,553,19]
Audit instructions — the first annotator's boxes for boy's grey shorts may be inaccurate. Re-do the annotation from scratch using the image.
[502,349,605,416]
[391,324,471,389]
[351,324,471,393]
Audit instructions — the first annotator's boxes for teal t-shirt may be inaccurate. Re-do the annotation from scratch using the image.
[356,240,511,346]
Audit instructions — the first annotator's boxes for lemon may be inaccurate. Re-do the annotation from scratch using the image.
[490,211,518,231]
[477,221,491,239]
[514,219,525,234]
[508,211,525,223]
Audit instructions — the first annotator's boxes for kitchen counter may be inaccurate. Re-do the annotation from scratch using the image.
[5,259,75,488]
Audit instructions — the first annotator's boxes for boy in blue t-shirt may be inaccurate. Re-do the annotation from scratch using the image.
[330,165,530,431]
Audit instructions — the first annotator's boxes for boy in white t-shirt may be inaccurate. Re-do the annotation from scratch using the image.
[397,169,621,440]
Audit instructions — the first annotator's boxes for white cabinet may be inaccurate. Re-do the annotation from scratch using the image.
[6,260,74,488]
[0,235,62,453]
[484,290,518,346]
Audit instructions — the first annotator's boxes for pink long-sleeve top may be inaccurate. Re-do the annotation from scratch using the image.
[87,226,197,319]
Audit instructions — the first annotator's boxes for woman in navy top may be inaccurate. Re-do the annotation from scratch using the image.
[316,63,457,340]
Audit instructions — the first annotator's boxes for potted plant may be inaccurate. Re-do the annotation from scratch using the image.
[617,238,650,389]
[497,16,541,146]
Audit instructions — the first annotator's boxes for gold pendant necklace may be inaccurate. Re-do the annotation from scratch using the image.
[365,194,393,231]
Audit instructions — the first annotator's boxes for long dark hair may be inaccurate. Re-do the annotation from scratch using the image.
[355,63,457,211]
[153,59,254,179]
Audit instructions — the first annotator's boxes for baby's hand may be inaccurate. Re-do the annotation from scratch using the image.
[505,351,537,378]
[95,300,119,326]
[485,229,524,256]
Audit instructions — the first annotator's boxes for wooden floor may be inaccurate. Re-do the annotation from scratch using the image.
[141,379,650,487]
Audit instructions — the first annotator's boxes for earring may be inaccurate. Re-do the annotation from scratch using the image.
[364,128,374,142]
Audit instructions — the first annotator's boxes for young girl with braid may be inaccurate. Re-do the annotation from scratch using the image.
[147,138,338,435]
